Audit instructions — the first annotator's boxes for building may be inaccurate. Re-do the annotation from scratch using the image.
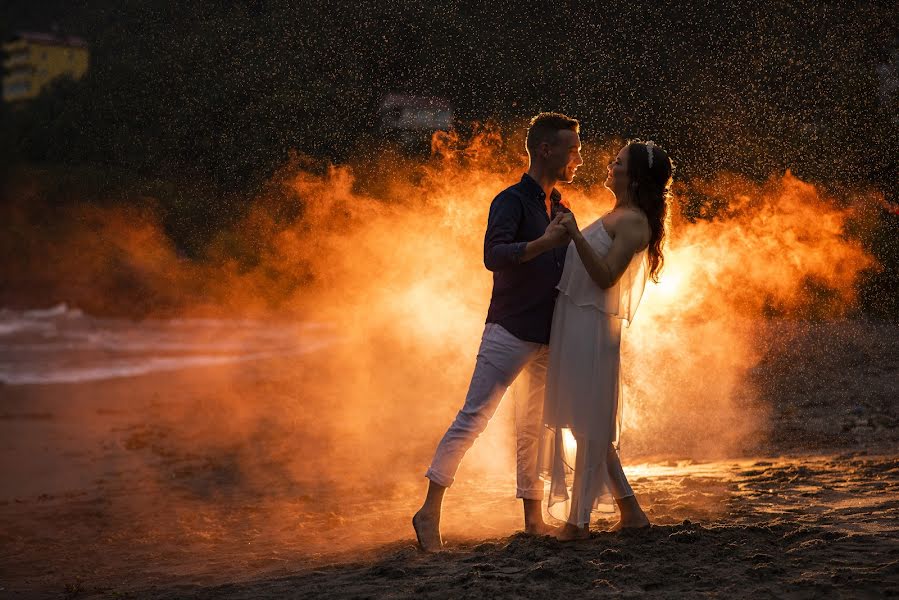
[378,94,453,152]
[2,32,89,103]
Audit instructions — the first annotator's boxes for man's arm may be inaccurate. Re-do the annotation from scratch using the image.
[520,214,568,262]
[484,192,525,271]
[484,193,568,271]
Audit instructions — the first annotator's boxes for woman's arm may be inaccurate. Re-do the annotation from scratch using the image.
[560,212,647,289]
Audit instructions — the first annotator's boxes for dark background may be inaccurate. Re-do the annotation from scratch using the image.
[1,0,897,317]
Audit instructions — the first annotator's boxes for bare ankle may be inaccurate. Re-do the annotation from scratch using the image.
[522,498,544,525]
[417,505,441,521]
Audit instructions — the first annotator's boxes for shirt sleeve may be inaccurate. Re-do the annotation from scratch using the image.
[484,191,527,272]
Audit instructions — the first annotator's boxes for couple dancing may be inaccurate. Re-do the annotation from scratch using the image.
[413,113,674,549]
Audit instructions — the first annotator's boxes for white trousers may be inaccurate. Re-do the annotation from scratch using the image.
[426,323,548,499]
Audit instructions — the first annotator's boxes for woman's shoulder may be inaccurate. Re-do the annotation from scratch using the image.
[617,207,649,224]
[603,208,649,234]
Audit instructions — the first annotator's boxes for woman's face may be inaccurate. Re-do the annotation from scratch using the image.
[605,146,630,195]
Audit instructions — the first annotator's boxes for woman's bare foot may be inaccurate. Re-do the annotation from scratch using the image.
[412,509,443,552]
[609,495,651,531]
[556,523,590,541]
[608,512,650,532]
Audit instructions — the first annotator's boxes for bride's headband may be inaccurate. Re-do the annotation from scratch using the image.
[645,141,655,169]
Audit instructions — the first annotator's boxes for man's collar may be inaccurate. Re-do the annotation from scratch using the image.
[521,173,563,203]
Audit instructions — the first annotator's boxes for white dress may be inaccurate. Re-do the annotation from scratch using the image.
[539,217,648,526]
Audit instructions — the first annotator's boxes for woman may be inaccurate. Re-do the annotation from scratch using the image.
[540,140,674,541]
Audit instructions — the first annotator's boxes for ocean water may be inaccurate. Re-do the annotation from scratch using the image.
[0,304,335,385]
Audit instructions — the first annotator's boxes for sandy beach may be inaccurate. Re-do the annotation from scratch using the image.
[1,319,897,598]
[3,0,898,596]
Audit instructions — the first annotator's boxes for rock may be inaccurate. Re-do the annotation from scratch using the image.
[669,529,700,543]
[600,548,626,562]
[527,558,564,580]
[473,542,497,553]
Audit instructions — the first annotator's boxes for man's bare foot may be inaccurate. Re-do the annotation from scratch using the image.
[521,499,558,536]
[412,509,443,552]
[523,520,560,536]
[608,513,650,532]
[556,523,590,541]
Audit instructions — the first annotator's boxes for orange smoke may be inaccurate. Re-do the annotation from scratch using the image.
[622,172,873,457]
[0,126,885,564]
[0,125,879,492]
[210,126,875,479]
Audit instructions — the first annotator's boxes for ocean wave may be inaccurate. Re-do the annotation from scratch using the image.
[0,320,56,337]
[0,339,333,385]
[22,303,83,320]
[0,303,82,337]
[0,305,338,385]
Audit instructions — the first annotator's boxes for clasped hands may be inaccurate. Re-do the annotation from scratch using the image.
[543,211,579,248]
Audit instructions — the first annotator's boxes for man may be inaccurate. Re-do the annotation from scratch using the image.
[413,113,584,551]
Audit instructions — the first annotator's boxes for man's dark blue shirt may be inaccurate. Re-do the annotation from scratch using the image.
[484,173,569,344]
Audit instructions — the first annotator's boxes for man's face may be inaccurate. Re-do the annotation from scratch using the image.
[545,130,583,184]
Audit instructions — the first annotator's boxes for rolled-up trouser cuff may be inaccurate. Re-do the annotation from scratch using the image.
[516,487,544,500]
[425,468,454,488]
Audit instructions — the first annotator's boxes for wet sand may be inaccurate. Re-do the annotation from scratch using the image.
[1,320,897,598]
[226,453,899,599]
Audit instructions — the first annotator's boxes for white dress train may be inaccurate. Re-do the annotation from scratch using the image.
[539,217,648,527]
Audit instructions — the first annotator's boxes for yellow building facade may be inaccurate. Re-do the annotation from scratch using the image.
[2,32,89,102]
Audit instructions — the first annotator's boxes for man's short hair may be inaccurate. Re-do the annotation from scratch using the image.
[526,112,580,155]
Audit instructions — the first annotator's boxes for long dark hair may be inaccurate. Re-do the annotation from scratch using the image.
[626,141,674,283]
